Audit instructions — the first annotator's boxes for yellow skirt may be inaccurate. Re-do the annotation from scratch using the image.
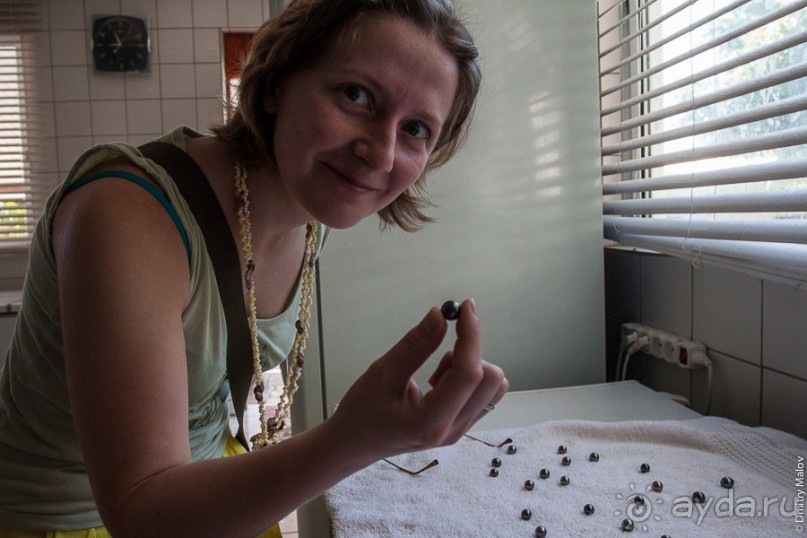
[0,435,282,538]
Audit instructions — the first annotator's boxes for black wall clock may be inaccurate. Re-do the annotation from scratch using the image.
[92,15,150,72]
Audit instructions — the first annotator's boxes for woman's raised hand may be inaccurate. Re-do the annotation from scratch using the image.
[330,299,509,461]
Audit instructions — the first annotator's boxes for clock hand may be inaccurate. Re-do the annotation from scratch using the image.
[112,29,122,52]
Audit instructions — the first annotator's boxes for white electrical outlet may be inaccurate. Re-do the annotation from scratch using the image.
[620,323,712,370]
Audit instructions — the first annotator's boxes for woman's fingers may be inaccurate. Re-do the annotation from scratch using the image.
[373,307,447,390]
[422,299,484,422]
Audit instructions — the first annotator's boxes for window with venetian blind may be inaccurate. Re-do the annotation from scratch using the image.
[598,0,807,287]
[0,0,50,257]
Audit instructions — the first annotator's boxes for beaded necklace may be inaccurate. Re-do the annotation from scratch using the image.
[234,162,318,449]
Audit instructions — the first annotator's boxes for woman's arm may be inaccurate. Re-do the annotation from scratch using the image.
[54,167,506,536]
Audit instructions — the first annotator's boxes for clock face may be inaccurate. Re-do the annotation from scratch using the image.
[92,15,149,72]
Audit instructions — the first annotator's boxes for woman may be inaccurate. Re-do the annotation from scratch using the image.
[0,0,508,535]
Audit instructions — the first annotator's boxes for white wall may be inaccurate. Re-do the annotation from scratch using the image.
[43,0,272,175]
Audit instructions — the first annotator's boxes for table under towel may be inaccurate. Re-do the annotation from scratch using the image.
[326,417,806,537]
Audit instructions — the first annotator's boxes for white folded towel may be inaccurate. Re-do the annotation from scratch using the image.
[326,417,806,537]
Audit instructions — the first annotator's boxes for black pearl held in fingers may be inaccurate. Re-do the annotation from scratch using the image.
[583,504,595,515]
[440,300,461,320]
[539,468,550,479]
[720,476,735,489]
[521,508,532,521]
[534,526,547,537]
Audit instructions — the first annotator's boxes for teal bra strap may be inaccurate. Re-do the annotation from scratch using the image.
[66,170,192,266]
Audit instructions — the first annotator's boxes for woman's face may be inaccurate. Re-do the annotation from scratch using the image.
[271,14,459,229]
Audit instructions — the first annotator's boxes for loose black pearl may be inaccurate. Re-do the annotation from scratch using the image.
[507,445,517,455]
[489,468,499,477]
[652,480,664,493]
[561,456,571,466]
[521,508,532,521]
[692,491,706,504]
[557,445,567,454]
[560,475,570,486]
[720,476,735,489]
[583,503,595,515]
[661,535,671,538]
[589,452,600,462]
[633,495,645,506]
[640,463,651,473]
[440,300,461,320]
[621,518,635,532]
[534,526,547,537]
[524,479,535,491]
[539,468,550,479]
[491,457,502,468]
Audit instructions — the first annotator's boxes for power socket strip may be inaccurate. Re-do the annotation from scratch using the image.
[621,322,712,369]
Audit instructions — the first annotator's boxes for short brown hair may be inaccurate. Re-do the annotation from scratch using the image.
[212,0,481,232]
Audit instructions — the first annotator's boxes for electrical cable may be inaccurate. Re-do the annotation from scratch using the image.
[621,336,649,381]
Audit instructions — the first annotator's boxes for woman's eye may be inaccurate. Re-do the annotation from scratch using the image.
[343,85,369,108]
[402,121,429,140]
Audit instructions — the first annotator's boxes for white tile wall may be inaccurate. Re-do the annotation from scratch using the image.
[762,369,807,440]
[91,100,128,136]
[89,72,126,100]
[55,101,92,136]
[121,0,157,21]
[693,265,762,364]
[640,254,692,338]
[159,64,196,98]
[126,70,162,99]
[50,31,87,66]
[763,280,807,380]
[42,0,269,176]
[161,99,197,132]
[156,0,193,28]
[605,248,807,440]
[193,28,221,62]
[158,29,195,64]
[604,247,640,321]
[49,0,87,30]
[52,66,90,101]
[228,0,265,28]
[126,99,163,134]
[192,0,228,28]
[691,350,760,424]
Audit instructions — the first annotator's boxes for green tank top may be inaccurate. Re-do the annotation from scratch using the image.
[0,126,327,530]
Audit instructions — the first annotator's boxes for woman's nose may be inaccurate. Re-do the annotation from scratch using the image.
[353,122,396,173]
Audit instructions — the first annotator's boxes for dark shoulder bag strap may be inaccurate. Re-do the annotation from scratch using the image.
[139,141,253,449]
